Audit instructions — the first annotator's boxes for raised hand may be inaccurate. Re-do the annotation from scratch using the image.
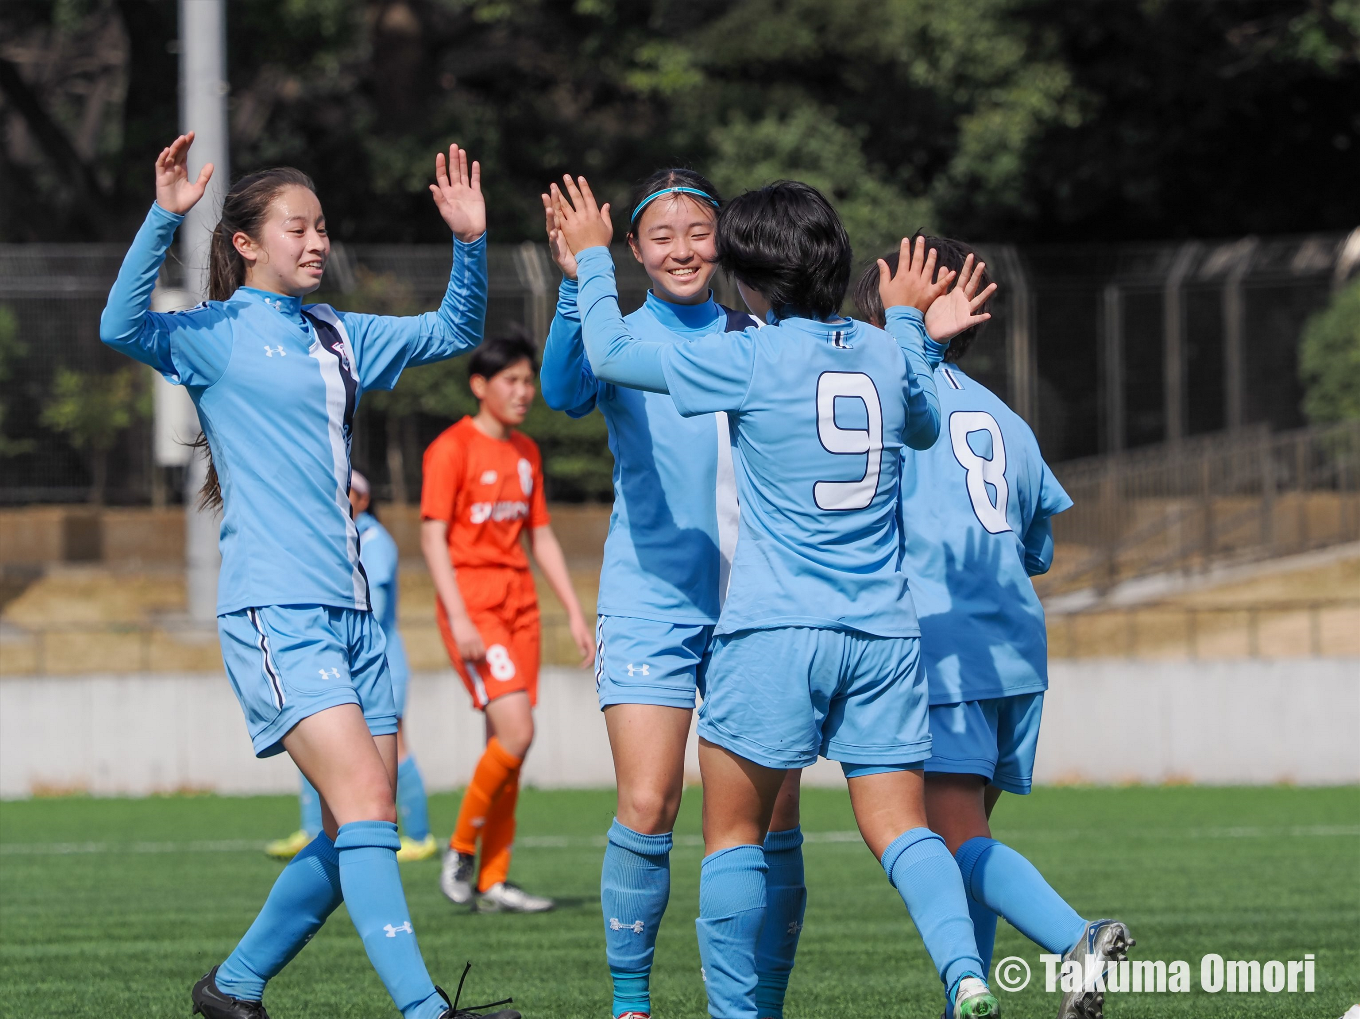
[429,144,486,243]
[925,252,999,342]
[878,236,955,315]
[550,175,613,255]
[542,192,578,280]
[154,133,213,216]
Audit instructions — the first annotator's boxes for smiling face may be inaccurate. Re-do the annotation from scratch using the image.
[471,357,536,428]
[627,194,719,306]
[233,184,330,297]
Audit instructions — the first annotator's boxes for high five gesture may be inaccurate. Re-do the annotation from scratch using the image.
[924,251,997,342]
[154,133,214,216]
[430,143,486,243]
[549,175,614,254]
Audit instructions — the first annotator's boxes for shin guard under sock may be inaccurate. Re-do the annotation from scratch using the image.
[754,827,806,1019]
[396,756,431,842]
[695,844,767,1019]
[954,836,1088,955]
[216,832,343,1000]
[335,821,444,1019]
[601,820,672,1016]
[881,828,984,1003]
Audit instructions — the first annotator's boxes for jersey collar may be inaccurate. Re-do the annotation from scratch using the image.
[235,287,305,321]
[644,290,721,334]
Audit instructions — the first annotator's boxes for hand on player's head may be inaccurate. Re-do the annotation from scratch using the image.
[878,236,954,315]
[154,133,213,216]
[542,192,578,280]
[550,176,614,255]
[429,143,486,243]
[924,252,999,343]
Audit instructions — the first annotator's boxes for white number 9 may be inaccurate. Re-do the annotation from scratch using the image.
[949,410,1011,533]
[814,372,883,511]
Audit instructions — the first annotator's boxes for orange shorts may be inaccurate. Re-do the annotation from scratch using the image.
[438,566,540,710]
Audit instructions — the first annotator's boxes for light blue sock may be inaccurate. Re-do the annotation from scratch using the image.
[966,892,998,977]
[695,844,767,1019]
[601,820,671,1017]
[955,836,1088,955]
[397,757,431,842]
[299,774,323,839]
[335,821,444,1019]
[216,832,343,1000]
[881,828,984,1007]
[754,827,806,1019]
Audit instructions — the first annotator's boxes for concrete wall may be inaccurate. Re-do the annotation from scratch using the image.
[2,660,1356,798]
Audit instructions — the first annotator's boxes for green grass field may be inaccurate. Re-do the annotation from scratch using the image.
[1,786,1356,1019]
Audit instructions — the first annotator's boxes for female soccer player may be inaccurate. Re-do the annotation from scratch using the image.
[424,334,594,914]
[100,133,516,1019]
[269,470,436,863]
[552,176,1001,1019]
[855,243,1132,1019]
[539,169,806,1019]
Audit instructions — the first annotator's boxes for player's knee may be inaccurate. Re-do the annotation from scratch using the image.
[618,784,681,834]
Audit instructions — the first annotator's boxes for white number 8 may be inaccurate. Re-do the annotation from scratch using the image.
[485,644,517,681]
[814,372,883,511]
[949,411,1011,533]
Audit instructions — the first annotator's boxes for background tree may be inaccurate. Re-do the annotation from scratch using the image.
[1299,278,1360,424]
[39,366,148,504]
[0,306,34,458]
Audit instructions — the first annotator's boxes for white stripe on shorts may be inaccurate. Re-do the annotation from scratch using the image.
[594,616,606,690]
[246,607,286,709]
[465,660,489,707]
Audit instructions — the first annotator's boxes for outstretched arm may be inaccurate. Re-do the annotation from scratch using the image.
[551,176,670,392]
[346,145,488,391]
[878,238,953,449]
[538,195,601,415]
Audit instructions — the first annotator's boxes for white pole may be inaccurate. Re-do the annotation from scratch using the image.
[179,0,228,622]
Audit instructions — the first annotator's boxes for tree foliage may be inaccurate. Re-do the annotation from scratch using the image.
[1299,276,1360,424]
[39,366,149,503]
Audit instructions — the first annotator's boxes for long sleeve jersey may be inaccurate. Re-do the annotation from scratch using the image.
[100,202,487,614]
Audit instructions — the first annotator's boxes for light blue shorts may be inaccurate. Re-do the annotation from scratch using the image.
[389,664,409,719]
[594,614,715,710]
[218,605,398,758]
[697,627,931,772]
[924,692,1045,795]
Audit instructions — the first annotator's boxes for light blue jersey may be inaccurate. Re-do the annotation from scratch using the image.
[575,246,946,638]
[899,364,1073,705]
[356,511,409,701]
[542,279,751,624]
[100,203,486,615]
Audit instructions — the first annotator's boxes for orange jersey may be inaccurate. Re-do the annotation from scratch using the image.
[420,416,550,569]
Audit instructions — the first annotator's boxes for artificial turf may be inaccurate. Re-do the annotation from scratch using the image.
[0,785,1356,1018]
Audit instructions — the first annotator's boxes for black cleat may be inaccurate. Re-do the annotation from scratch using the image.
[435,962,521,1019]
[191,966,271,1019]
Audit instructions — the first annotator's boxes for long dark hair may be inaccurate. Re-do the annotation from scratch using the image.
[852,233,993,362]
[194,167,319,511]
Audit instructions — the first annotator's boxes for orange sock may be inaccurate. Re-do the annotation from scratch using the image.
[450,737,522,856]
[477,773,520,892]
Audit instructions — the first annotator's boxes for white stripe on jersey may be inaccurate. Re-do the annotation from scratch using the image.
[714,413,740,607]
[307,307,367,608]
[942,367,964,390]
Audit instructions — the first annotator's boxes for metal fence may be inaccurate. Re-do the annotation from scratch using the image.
[0,230,1355,503]
[1046,420,1360,597]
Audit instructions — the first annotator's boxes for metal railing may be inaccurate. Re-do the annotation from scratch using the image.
[1046,421,1360,597]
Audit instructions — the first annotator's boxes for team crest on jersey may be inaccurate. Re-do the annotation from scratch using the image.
[480,469,498,485]
[517,458,534,496]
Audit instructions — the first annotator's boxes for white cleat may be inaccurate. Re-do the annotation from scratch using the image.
[440,850,476,905]
[1057,919,1135,1019]
[475,881,554,913]
[952,975,1000,1018]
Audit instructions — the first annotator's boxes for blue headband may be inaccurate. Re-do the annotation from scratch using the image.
[630,186,720,223]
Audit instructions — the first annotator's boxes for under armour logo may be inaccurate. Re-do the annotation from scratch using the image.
[831,330,851,349]
[383,922,413,938]
[318,667,340,680]
[609,918,645,934]
[787,920,803,935]
[263,345,286,357]
[626,663,650,677]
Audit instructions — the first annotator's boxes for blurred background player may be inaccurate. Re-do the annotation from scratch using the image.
[857,239,1133,1019]
[268,470,435,863]
[552,176,1001,1019]
[540,168,806,1019]
[422,334,595,913]
[101,134,518,1019]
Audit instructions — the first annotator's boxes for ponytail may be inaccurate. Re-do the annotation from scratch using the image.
[197,166,318,508]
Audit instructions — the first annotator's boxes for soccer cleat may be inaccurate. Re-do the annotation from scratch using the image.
[440,850,477,905]
[398,833,439,862]
[435,962,521,1019]
[191,966,271,1019]
[952,976,1000,1018]
[263,829,310,860]
[616,1013,651,1019]
[475,880,555,913]
[1057,919,1135,1019]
